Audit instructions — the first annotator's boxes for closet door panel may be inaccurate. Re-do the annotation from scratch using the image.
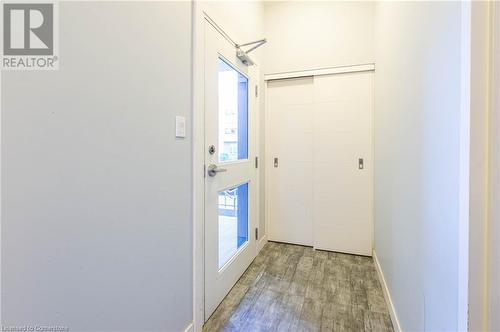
[267,77,314,246]
[312,72,373,256]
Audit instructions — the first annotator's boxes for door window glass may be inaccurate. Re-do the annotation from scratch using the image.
[218,58,248,162]
[218,183,249,269]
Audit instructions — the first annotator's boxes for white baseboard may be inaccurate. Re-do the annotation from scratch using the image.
[183,322,193,332]
[373,250,402,332]
[257,234,268,253]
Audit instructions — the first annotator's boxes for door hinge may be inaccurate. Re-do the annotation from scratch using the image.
[255,156,259,169]
[203,164,206,178]
[255,85,258,97]
[255,227,259,240]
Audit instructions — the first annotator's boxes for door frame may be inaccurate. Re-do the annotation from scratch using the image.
[192,3,261,331]
[489,3,500,330]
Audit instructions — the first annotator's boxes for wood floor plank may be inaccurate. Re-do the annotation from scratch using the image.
[298,297,324,332]
[364,311,394,332]
[275,293,305,332]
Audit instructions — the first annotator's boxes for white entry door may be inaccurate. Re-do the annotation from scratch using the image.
[267,71,373,256]
[204,20,258,318]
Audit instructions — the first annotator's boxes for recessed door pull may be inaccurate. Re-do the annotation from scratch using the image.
[274,157,279,168]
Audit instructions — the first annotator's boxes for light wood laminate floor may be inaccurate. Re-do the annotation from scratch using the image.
[203,242,394,332]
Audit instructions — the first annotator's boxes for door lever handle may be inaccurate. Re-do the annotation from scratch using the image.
[207,164,227,177]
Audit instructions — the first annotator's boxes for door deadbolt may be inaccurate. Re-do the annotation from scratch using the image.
[208,145,216,155]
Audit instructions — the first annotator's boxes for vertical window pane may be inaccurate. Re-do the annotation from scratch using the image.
[218,58,248,162]
[218,183,249,269]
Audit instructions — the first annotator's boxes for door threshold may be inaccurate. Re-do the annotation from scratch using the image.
[269,240,372,258]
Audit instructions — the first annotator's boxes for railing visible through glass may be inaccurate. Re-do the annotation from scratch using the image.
[218,58,248,162]
[218,183,249,270]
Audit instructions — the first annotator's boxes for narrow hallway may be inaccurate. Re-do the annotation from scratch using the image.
[203,242,394,332]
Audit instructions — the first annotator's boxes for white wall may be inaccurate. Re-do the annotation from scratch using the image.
[203,1,264,59]
[263,1,375,74]
[1,2,192,331]
[374,2,463,331]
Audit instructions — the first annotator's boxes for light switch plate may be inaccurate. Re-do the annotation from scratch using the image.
[175,116,186,138]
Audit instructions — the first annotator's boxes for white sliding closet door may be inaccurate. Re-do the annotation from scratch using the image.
[267,71,373,256]
[267,77,315,246]
[312,72,373,255]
